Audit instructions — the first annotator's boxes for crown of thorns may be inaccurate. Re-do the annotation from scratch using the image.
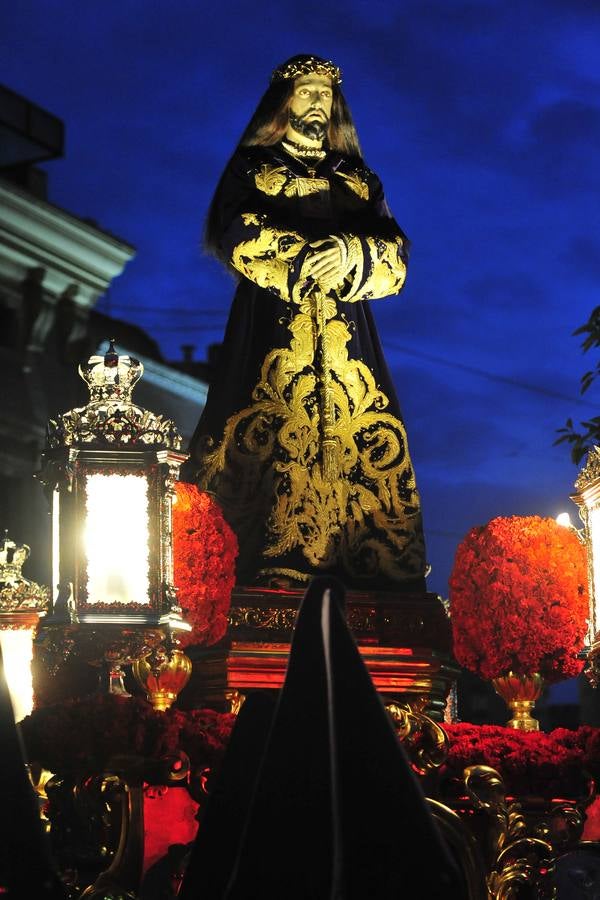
[271,56,342,85]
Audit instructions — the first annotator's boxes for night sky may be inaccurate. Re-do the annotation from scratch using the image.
[4,0,600,598]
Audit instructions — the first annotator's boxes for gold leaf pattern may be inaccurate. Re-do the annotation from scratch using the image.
[231,220,306,301]
[254,164,289,196]
[342,236,406,302]
[335,170,370,200]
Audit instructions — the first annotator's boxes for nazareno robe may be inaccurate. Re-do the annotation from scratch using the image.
[185,142,426,590]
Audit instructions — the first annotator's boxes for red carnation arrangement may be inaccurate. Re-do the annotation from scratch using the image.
[441,723,600,799]
[20,693,234,774]
[449,515,588,682]
[173,482,238,648]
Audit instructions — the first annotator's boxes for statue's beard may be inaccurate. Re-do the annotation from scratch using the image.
[289,109,329,142]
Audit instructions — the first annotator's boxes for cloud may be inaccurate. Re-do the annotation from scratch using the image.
[563,236,600,283]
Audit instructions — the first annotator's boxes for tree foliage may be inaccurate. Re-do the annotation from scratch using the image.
[555,306,600,465]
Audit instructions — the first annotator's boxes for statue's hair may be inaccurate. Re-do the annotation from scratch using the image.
[205,60,362,258]
[237,77,361,157]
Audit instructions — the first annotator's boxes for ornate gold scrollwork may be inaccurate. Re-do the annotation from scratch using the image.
[463,765,555,899]
[385,701,448,775]
[225,689,246,716]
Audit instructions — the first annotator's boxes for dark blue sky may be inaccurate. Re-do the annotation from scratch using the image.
[4,0,600,596]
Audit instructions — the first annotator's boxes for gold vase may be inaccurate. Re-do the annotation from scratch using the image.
[491,672,544,731]
[132,647,192,712]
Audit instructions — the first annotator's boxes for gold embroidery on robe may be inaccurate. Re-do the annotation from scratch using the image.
[341,235,406,302]
[254,164,289,196]
[231,216,306,301]
[335,170,370,200]
[198,293,425,583]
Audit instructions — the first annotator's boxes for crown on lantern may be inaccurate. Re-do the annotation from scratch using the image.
[46,340,182,451]
[0,532,49,612]
[79,339,143,404]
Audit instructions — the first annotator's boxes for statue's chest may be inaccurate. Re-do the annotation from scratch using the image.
[251,161,370,222]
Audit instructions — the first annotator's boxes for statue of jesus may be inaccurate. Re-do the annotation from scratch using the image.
[184,54,426,592]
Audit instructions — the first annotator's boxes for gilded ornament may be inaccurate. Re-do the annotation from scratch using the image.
[132,646,192,712]
[0,535,49,615]
[228,603,379,634]
[463,765,555,897]
[386,701,448,774]
[575,444,600,492]
[46,341,182,451]
[225,689,246,715]
[492,672,544,732]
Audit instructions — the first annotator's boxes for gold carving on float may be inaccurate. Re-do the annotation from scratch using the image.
[228,604,378,633]
[198,285,424,582]
[132,646,192,712]
[225,689,246,715]
[335,170,369,200]
[575,444,600,491]
[386,701,448,774]
[463,765,555,898]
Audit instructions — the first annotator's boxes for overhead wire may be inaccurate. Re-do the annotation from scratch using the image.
[97,303,594,408]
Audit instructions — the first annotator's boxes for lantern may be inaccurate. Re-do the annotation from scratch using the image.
[572,446,600,683]
[0,535,49,721]
[37,341,190,693]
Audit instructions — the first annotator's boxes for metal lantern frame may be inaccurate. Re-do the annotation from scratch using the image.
[0,535,49,720]
[44,445,187,630]
[37,343,190,685]
[572,445,600,682]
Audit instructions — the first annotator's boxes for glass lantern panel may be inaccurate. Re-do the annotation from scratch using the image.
[52,488,60,606]
[84,472,150,606]
[0,628,35,722]
[588,503,600,641]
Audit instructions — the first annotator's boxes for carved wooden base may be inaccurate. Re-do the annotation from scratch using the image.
[183,585,460,721]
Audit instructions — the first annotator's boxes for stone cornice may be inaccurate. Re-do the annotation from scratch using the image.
[0,178,135,305]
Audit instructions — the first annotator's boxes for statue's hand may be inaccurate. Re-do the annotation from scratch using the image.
[302,237,346,290]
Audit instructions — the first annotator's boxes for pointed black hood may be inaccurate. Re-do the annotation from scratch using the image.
[184,576,464,898]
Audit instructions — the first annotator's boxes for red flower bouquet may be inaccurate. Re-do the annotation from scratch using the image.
[20,693,234,774]
[449,515,588,682]
[441,723,600,799]
[173,483,238,648]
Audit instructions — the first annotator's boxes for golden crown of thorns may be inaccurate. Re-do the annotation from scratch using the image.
[271,56,342,85]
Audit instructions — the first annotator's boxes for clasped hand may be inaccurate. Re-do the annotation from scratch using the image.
[302,236,346,291]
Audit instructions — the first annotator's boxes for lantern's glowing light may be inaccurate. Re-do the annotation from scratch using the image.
[0,628,34,722]
[556,512,572,528]
[52,488,60,604]
[84,473,150,605]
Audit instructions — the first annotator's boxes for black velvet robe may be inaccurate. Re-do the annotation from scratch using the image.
[186,142,426,590]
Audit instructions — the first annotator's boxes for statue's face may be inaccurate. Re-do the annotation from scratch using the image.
[288,73,333,142]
